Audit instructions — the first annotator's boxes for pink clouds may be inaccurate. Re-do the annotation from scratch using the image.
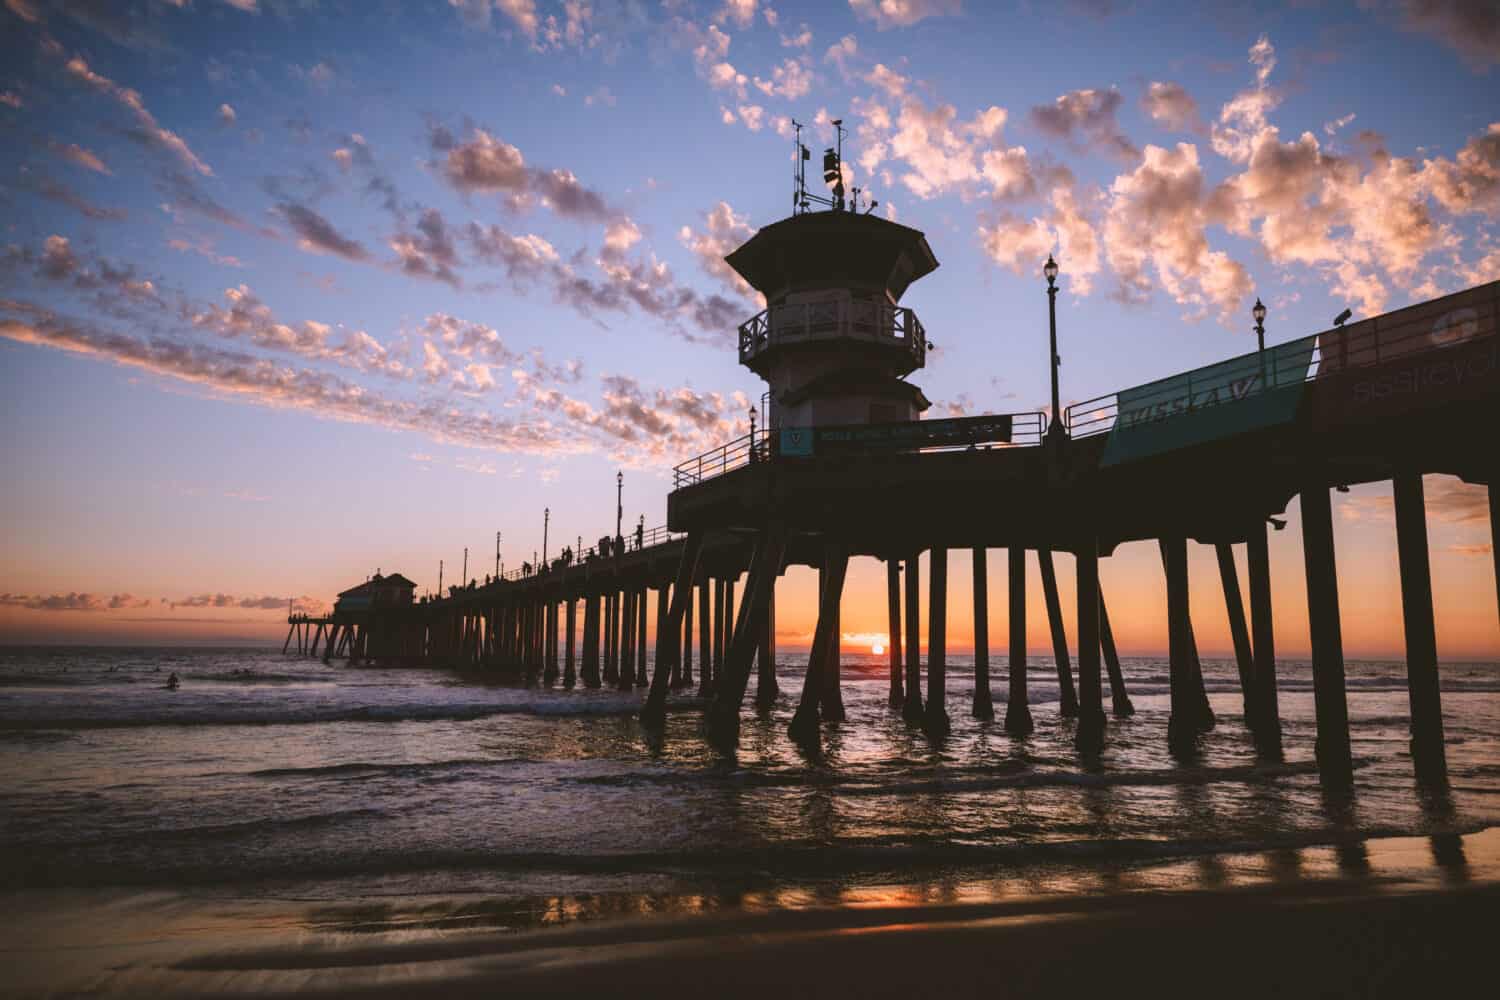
[60,54,212,176]
[678,201,759,301]
[848,0,961,30]
[431,125,612,221]
[1105,143,1250,319]
[1029,87,1139,162]
[1141,81,1202,133]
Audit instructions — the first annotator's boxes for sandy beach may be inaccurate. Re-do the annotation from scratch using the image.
[7,827,1496,997]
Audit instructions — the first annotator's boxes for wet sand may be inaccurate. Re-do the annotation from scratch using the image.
[7,827,1497,997]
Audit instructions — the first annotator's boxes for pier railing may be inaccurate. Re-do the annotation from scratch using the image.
[673,431,758,488]
[1065,284,1497,438]
[739,301,926,368]
[485,524,685,586]
[673,411,1045,489]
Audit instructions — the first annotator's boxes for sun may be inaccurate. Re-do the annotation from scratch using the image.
[871,641,885,656]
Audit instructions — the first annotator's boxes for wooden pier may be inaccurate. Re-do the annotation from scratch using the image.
[291,205,1499,786]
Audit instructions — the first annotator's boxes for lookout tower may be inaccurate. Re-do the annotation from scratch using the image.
[726,124,938,432]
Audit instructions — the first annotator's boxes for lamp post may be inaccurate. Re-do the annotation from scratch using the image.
[616,471,623,542]
[542,507,550,566]
[494,531,501,579]
[1044,254,1062,435]
[748,405,758,459]
[462,547,467,587]
[1253,297,1268,389]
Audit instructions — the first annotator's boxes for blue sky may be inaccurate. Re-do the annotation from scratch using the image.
[1,0,1497,651]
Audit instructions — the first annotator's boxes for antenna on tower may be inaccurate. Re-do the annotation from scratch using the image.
[792,119,811,215]
[791,116,861,214]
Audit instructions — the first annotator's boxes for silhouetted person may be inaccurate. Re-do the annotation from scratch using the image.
[165,672,179,690]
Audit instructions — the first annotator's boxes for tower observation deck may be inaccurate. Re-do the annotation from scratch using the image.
[729,196,938,431]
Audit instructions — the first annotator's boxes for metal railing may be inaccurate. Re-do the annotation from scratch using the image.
[490,525,685,584]
[672,411,1048,489]
[1066,284,1497,438]
[673,431,759,488]
[739,301,926,368]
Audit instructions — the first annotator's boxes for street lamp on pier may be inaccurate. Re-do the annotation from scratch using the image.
[543,507,550,566]
[1253,297,1268,389]
[1043,254,1062,436]
[616,471,623,543]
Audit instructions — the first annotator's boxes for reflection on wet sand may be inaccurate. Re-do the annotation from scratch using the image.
[291,827,1497,939]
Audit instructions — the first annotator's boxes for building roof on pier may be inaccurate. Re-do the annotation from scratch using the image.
[337,573,416,598]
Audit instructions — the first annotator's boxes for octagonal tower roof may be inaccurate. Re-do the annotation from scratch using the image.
[725,211,939,303]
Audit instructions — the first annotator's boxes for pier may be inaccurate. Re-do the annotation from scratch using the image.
[291,198,1499,784]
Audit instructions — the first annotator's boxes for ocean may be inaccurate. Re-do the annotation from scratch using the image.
[3,644,1497,914]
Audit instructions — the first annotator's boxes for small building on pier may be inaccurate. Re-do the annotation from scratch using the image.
[334,573,416,615]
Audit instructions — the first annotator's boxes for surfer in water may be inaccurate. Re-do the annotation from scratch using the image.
[165,672,179,690]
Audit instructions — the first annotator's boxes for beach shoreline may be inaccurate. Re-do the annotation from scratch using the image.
[8,826,1496,997]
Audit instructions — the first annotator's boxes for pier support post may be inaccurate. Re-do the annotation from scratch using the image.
[1160,538,1215,738]
[1076,540,1106,752]
[1300,485,1354,783]
[697,580,712,697]
[604,592,618,685]
[923,546,951,738]
[711,578,725,696]
[636,586,649,687]
[583,592,601,688]
[819,563,846,722]
[789,541,850,743]
[545,602,559,685]
[618,589,636,691]
[886,558,903,708]
[1099,591,1133,716]
[972,547,993,720]
[1393,473,1446,775]
[641,532,704,728]
[903,551,924,722]
[660,584,677,689]
[755,581,778,711]
[1038,548,1079,718]
[564,598,577,689]
[1005,547,1033,736]
[681,580,694,689]
[282,622,295,655]
[1215,542,1257,723]
[1246,520,1278,735]
[707,525,789,743]
[724,577,736,690]
[1164,536,1208,747]
[1491,479,1500,632]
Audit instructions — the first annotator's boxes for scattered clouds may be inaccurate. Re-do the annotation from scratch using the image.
[1030,87,1139,161]
[848,0,962,30]
[46,139,111,174]
[60,53,212,176]
[1141,81,1202,133]
[276,202,369,261]
[1105,142,1250,319]
[678,200,759,300]
[431,125,612,221]
[753,57,813,99]
[1384,0,1500,70]
[781,22,812,48]
[390,207,461,285]
[1449,542,1494,556]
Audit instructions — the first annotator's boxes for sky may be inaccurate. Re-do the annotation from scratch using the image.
[0,0,1496,657]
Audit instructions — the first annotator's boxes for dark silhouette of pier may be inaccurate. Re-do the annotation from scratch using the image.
[291,201,1499,787]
